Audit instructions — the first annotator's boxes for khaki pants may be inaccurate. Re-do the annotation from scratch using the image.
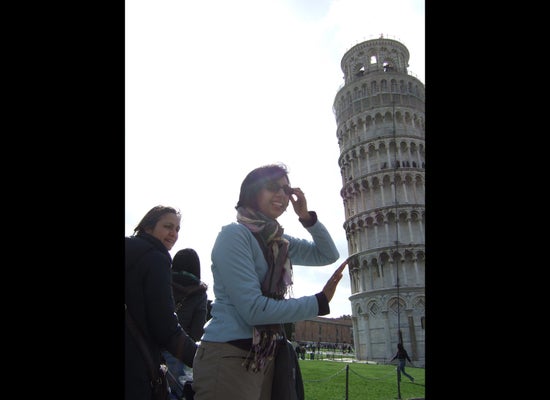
[192,340,275,400]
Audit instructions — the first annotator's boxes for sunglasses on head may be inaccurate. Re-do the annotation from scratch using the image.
[264,181,294,196]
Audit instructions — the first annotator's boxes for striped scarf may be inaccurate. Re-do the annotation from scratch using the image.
[236,206,293,372]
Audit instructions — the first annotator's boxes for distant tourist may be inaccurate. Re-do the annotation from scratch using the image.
[391,343,415,383]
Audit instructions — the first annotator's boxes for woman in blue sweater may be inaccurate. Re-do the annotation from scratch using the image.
[192,163,347,400]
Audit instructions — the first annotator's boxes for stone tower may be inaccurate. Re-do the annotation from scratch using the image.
[332,36,425,365]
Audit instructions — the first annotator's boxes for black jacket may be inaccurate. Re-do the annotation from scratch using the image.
[171,273,208,342]
[391,347,412,362]
[172,276,208,342]
[125,233,197,400]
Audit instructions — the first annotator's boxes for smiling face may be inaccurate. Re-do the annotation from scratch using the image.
[146,212,181,250]
[256,176,291,219]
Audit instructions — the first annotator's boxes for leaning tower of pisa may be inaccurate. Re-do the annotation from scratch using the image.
[332,36,425,365]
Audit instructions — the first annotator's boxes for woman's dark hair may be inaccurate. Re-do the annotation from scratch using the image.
[235,163,290,210]
[172,248,201,279]
[133,205,181,235]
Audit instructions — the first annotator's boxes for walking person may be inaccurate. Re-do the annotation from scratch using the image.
[125,205,198,400]
[162,248,208,397]
[391,342,415,383]
[192,163,347,400]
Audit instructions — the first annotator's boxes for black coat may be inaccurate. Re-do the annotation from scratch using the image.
[171,276,208,342]
[125,233,197,400]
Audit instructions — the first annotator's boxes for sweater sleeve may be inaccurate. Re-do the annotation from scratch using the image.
[165,330,198,367]
[315,291,330,316]
[286,214,339,266]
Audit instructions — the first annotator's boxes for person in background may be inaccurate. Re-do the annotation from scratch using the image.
[192,163,347,400]
[391,342,415,383]
[162,248,208,394]
[125,205,198,400]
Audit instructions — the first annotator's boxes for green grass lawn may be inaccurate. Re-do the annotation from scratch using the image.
[299,358,425,400]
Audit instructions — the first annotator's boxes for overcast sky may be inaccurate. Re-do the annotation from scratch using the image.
[125,0,425,318]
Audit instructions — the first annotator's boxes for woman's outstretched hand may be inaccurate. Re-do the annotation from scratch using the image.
[322,258,349,302]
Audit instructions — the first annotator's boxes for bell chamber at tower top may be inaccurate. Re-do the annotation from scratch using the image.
[340,38,410,85]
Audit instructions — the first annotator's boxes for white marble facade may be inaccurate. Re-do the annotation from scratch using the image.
[333,37,425,366]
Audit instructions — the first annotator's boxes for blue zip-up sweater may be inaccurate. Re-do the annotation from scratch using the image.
[202,214,339,342]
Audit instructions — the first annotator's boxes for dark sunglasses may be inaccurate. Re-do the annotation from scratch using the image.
[264,181,294,196]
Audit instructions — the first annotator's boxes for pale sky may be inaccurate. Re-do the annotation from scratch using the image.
[125,0,425,318]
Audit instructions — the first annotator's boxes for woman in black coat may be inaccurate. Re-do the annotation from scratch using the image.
[171,248,208,342]
[125,205,197,400]
[162,248,208,389]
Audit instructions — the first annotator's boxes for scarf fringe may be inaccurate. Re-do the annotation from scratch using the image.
[242,327,284,373]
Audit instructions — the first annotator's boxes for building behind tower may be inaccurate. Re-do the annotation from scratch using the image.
[333,36,425,366]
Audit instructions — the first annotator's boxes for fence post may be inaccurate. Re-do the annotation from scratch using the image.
[345,364,349,400]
